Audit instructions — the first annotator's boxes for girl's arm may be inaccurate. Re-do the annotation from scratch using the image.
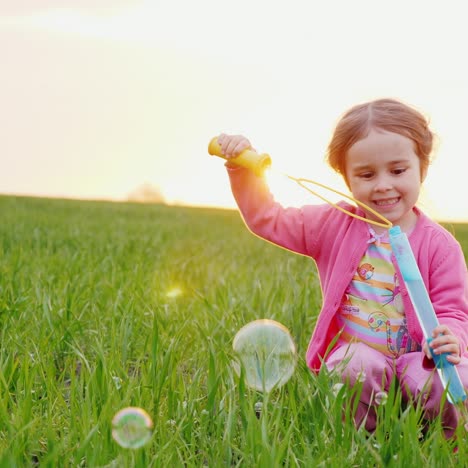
[218,133,324,257]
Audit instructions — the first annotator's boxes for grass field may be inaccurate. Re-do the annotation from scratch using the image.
[0,195,467,466]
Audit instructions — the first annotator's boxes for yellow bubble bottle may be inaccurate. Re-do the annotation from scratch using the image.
[208,137,271,176]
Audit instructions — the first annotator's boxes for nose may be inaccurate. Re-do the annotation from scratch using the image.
[374,175,393,192]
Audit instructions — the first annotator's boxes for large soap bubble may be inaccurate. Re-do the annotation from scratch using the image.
[232,319,297,392]
[112,407,153,449]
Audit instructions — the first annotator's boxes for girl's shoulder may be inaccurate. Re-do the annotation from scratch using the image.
[411,208,461,246]
[410,208,466,272]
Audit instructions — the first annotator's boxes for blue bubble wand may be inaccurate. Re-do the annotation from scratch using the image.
[209,137,467,405]
[388,226,466,404]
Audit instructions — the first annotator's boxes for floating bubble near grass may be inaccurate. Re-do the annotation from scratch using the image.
[232,319,297,392]
[375,391,388,406]
[112,407,153,449]
[332,382,345,397]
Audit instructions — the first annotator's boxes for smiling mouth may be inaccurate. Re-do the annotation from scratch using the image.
[374,198,400,207]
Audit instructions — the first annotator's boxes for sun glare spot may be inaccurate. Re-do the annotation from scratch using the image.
[264,168,307,208]
[166,287,183,298]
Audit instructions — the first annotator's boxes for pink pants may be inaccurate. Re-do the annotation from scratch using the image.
[325,342,468,438]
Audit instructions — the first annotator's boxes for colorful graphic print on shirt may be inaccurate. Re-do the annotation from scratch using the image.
[337,233,420,357]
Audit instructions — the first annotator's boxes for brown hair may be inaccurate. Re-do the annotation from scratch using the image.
[326,98,434,185]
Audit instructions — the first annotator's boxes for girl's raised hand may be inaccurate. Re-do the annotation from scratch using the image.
[217,133,254,159]
[423,325,461,365]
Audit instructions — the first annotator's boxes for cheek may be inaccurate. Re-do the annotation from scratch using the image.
[346,178,362,198]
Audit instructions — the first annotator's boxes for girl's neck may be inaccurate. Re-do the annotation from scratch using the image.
[393,208,419,234]
[368,207,419,236]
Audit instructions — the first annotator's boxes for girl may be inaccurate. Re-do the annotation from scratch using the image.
[217,98,468,438]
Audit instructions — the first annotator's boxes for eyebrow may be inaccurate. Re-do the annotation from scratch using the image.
[351,159,410,170]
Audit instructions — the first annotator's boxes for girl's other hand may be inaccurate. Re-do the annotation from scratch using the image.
[217,133,254,159]
[423,325,461,365]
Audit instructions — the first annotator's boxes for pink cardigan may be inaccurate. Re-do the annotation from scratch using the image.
[227,166,468,372]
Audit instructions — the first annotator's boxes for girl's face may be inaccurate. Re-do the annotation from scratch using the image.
[345,129,426,232]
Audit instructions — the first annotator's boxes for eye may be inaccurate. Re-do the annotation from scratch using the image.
[358,172,374,179]
[392,168,407,175]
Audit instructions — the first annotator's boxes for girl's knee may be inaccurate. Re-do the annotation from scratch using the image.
[329,343,389,388]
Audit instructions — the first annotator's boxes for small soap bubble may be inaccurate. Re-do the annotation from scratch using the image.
[112,407,153,449]
[374,391,388,406]
[332,382,344,397]
[112,376,122,390]
[357,371,367,383]
[254,401,263,418]
[232,319,296,393]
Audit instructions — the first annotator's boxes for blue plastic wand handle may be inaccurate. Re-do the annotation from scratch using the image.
[389,225,466,404]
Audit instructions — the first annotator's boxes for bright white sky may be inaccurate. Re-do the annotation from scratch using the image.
[1,0,467,221]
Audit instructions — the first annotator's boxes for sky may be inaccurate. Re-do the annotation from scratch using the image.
[1,0,467,221]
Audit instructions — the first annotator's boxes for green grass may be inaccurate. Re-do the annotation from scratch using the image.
[0,195,467,466]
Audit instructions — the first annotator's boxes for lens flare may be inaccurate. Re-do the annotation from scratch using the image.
[166,286,183,298]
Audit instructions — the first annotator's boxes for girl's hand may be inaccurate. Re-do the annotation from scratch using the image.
[423,325,461,365]
[217,133,254,159]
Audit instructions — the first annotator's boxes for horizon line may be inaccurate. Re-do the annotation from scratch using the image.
[1,191,467,224]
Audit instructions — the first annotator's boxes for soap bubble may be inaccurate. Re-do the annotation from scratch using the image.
[254,401,263,419]
[374,391,388,406]
[332,382,345,397]
[357,370,367,383]
[232,319,296,392]
[112,407,153,449]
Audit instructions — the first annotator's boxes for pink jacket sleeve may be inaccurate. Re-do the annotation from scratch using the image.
[426,238,468,356]
[227,166,313,256]
[407,224,468,364]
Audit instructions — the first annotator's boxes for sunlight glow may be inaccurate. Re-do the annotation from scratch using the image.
[1,1,467,221]
[265,167,346,209]
[0,4,170,44]
[264,168,307,208]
